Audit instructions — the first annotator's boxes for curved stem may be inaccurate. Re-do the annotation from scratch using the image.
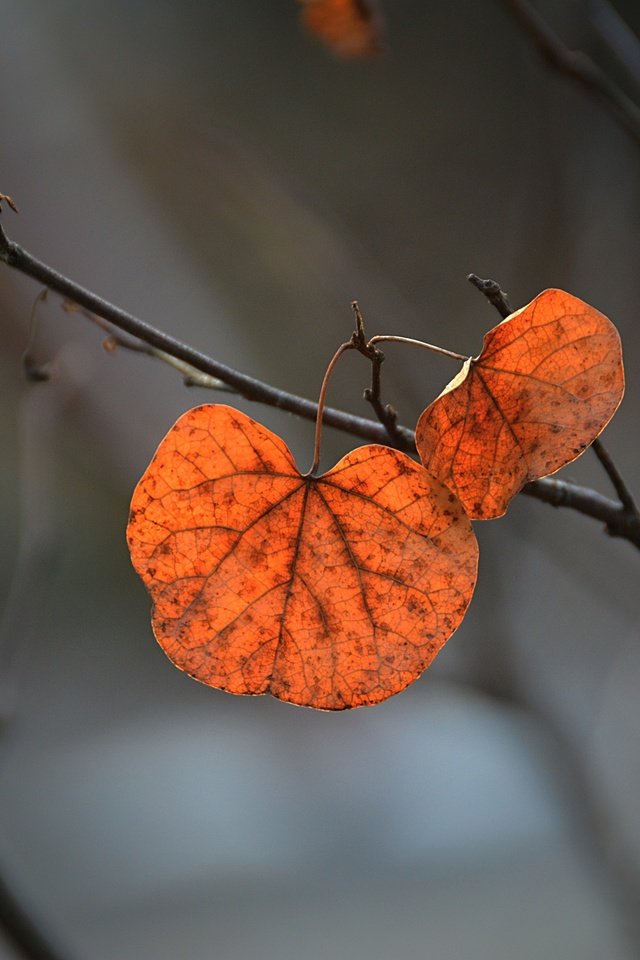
[305,342,355,477]
[368,334,468,363]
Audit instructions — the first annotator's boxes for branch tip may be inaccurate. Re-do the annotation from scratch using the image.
[468,273,513,318]
[351,300,366,344]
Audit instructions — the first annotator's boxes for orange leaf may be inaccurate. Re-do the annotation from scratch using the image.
[416,289,624,520]
[127,405,478,710]
[300,0,385,60]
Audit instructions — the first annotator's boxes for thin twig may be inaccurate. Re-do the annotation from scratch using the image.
[60,299,233,392]
[591,437,639,513]
[362,331,468,444]
[351,302,404,445]
[502,0,640,146]
[1,223,638,547]
[0,223,411,448]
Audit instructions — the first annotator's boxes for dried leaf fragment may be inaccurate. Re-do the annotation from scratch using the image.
[416,289,624,520]
[127,405,478,709]
[299,0,385,59]
[0,193,18,213]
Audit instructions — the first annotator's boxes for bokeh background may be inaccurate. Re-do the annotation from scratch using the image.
[1,1,639,958]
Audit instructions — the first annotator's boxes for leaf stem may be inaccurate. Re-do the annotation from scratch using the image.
[305,341,356,477]
[368,334,469,363]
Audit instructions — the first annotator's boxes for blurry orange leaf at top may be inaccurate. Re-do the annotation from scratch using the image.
[300,0,385,59]
[127,405,478,710]
[416,289,624,520]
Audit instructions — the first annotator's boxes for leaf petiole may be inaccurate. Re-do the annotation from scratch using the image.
[307,313,469,477]
[305,340,356,477]
[368,334,469,363]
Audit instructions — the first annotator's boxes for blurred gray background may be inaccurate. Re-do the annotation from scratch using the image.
[0,0,639,957]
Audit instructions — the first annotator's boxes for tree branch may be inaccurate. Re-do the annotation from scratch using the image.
[522,475,640,547]
[502,0,640,146]
[0,220,412,449]
[1,221,638,548]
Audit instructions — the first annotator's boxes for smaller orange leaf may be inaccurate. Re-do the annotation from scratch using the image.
[416,289,624,520]
[127,405,478,710]
[300,0,385,60]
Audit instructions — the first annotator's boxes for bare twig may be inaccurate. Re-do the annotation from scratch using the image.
[60,299,233,392]
[352,303,468,444]
[591,437,639,514]
[468,273,513,319]
[502,0,640,145]
[1,222,638,547]
[522,476,640,547]
[0,222,410,448]
[350,302,404,445]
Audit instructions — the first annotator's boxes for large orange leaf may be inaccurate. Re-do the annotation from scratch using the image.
[127,405,478,710]
[416,289,624,520]
[300,0,384,59]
